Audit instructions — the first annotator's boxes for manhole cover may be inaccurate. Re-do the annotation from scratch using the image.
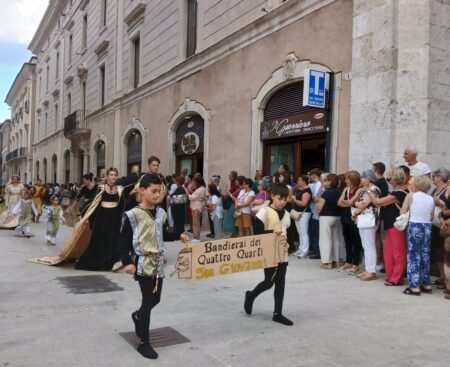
[120,327,190,348]
[55,275,123,294]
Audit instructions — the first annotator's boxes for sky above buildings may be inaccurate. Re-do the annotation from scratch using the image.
[0,0,48,121]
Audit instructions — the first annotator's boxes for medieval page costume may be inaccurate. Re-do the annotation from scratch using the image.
[12,199,38,236]
[44,205,64,245]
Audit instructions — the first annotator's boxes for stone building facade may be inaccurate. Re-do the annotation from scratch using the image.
[4,58,37,185]
[9,0,448,184]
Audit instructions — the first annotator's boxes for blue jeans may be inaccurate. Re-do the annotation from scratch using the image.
[406,222,432,288]
[213,216,223,240]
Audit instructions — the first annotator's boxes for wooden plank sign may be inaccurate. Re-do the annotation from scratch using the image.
[171,233,289,280]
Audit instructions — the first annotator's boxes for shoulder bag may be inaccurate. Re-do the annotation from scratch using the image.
[393,191,411,231]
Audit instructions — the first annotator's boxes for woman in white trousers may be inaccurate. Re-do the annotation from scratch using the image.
[352,169,381,281]
[291,175,312,258]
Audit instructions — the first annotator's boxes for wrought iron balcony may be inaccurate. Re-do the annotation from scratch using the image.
[64,110,90,138]
[5,147,28,162]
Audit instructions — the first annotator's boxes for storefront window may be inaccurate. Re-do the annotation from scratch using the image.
[268,143,295,176]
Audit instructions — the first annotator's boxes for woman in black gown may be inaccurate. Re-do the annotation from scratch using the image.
[76,168,125,271]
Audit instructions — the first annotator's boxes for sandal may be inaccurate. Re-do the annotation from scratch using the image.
[360,273,377,281]
[356,271,367,279]
[403,287,421,296]
[384,281,395,286]
[445,294,450,300]
[347,266,359,275]
[420,286,432,294]
[432,278,444,286]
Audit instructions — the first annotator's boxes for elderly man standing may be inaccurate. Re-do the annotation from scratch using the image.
[403,147,431,177]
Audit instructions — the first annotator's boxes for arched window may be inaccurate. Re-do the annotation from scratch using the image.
[96,140,106,178]
[43,158,48,183]
[35,160,40,181]
[126,130,142,174]
[64,150,70,183]
[51,154,57,184]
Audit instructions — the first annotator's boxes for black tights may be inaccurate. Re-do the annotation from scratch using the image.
[248,263,287,314]
[342,222,362,265]
[137,276,163,342]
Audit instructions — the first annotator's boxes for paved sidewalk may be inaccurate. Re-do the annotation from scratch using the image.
[0,221,449,367]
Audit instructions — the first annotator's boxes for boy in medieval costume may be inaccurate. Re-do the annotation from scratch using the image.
[244,183,294,326]
[44,195,64,246]
[12,190,37,237]
[118,173,188,359]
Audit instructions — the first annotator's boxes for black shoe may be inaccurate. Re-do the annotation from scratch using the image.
[137,342,158,359]
[272,313,293,326]
[206,233,214,238]
[309,254,321,259]
[131,311,140,338]
[244,291,253,315]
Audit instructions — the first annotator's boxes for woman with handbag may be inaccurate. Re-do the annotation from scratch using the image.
[338,170,363,274]
[316,174,341,269]
[351,169,381,281]
[400,175,435,295]
[291,175,312,258]
[368,168,408,286]
[429,168,450,289]
[170,176,187,235]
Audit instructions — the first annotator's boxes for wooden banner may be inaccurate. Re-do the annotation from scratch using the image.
[171,233,288,280]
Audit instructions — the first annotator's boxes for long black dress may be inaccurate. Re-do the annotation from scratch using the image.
[75,190,124,270]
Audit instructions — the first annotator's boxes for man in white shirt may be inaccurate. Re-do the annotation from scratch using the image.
[403,147,431,177]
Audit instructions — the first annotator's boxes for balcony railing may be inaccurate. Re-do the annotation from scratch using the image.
[64,110,90,137]
[6,147,28,162]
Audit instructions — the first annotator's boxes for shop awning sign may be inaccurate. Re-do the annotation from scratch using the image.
[260,110,327,140]
[303,69,327,108]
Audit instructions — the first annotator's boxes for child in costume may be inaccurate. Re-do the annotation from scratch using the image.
[12,190,37,237]
[118,173,188,360]
[244,183,294,326]
[44,195,64,246]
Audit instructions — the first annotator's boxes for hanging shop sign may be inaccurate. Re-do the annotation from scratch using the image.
[171,233,288,280]
[261,110,327,140]
[303,68,327,108]
[181,132,200,154]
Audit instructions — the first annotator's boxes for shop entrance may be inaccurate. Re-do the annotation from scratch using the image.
[175,114,204,177]
[263,137,326,178]
[261,81,329,178]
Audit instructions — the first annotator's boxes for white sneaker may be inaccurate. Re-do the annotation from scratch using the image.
[297,252,307,259]
[189,239,201,243]
[112,261,123,272]
[375,264,384,272]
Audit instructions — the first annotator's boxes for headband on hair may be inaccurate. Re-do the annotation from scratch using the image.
[107,167,119,175]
